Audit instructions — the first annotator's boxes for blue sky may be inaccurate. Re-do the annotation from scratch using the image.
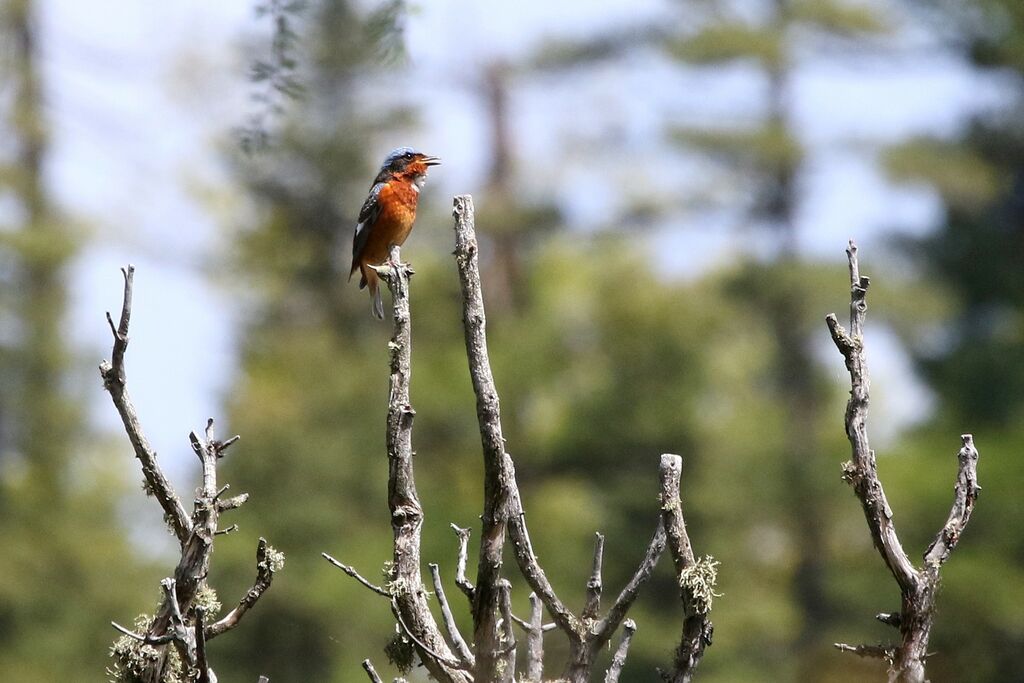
[36,0,1002,489]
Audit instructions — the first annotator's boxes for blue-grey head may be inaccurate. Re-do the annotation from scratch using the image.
[375,147,441,184]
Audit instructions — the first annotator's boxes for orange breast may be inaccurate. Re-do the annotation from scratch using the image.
[361,181,420,265]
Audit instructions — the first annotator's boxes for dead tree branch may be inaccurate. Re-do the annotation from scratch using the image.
[324,245,470,683]
[826,241,981,683]
[454,194,577,679]
[430,563,476,667]
[455,193,563,675]
[322,553,390,598]
[330,196,717,681]
[452,523,476,602]
[604,619,637,683]
[660,454,716,683]
[362,659,385,683]
[102,267,280,683]
[207,537,282,639]
[452,195,706,682]
[100,265,191,544]
[520,593,546,682]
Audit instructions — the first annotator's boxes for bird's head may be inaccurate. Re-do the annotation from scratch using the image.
[376,147,441,188]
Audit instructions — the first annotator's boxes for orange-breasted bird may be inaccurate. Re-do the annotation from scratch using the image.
[350,147,441,319]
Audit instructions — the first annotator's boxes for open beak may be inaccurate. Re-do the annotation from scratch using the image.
[421,155,441,167]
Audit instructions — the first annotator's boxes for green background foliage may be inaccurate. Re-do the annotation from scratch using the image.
[0,0,1022,681]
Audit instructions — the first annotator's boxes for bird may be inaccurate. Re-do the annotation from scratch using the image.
[350,147,441,319]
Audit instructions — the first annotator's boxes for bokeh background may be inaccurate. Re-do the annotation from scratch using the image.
[1,0,1022,681]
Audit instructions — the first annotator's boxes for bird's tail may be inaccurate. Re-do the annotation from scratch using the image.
[368,276,385,320]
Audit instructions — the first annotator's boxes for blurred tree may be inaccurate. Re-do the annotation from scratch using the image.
[531,1,910,679]
[0,0,147,678]
[659,3,892,678]
[473,61,560,314]
[213,3,760,680]
[216,0,960,681]
[882,0,1024,679]
[886,0,1024,427]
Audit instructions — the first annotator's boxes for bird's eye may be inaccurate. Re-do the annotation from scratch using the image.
[404,152,414,159]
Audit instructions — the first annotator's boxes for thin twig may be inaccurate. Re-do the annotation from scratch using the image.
[99,265,191,544]
[604,619,636,683]
[195,608,212,683]
[207,538,281,639]
[923,434,981,568]
[834,642,893,659]
[496,579,516,683]
[451,524,476,602]
[110,621,173,646]
[522,592,545,682]
[322,553,389,598]
[581,533,605,621]
[429,563,475,666]
[594,523,666,644]
[362,659,384,683]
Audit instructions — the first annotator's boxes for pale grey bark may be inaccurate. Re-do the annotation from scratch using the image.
[452,195,705,682]
[604,619,637,683]
[660,454,715,683]
[331,197,715,682]
[102,267,279,683]
[826,241,981,683]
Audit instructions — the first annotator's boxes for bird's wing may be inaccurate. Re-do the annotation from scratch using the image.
[351,181,385,269]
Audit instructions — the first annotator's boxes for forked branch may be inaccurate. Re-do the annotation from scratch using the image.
[102,267,280,683]
[826,241,980,683]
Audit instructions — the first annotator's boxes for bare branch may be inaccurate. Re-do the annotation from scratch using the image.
[826,241,918,594]
[429,563,475,667]
[375,245,471,683]
[99,265,191,544]
[594,523,666,643]
[496,579,516,683]
[362,659,384,683]
[207,538,282,639]
[565,510,668,681]
[391,599,473,673]
[604,619,637,683]
[581,533,605,621]
[103,267,278,683]
[522,592,545,682]
[216,434,241,454]
[923,434,981,568]
[659,454,715,683]
[217,493,250,512]
[195,608,212,683]
[834,642,893,660]
[451,524,476,602]
[110,621,174,646]
[452,195,578,647]
[827,241,981,682]
[322,553,389,598]
[110,266,133,379]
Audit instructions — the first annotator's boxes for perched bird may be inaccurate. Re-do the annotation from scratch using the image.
[350,147,441,319]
